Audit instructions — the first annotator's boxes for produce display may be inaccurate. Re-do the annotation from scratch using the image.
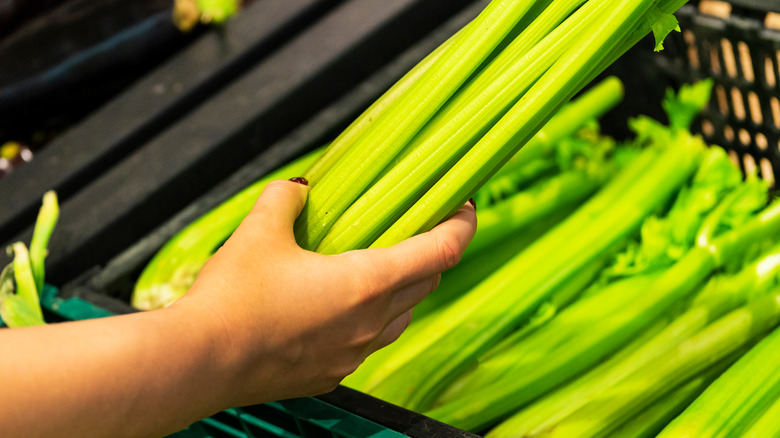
[7,0,780,436]
[134,72,780,435]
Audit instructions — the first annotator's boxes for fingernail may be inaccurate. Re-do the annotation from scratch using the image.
[468,198,476,210]
[289,177,308,186]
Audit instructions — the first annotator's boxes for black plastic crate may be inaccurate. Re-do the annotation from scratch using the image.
[657,0,780,187]
[0,0,337,240]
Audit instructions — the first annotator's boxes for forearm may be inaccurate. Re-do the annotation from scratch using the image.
[0,306,232,438]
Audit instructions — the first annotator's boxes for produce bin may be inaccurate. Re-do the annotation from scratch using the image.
[6,0,780,437]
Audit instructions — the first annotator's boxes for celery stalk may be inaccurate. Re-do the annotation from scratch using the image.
[350,147,659,393]
[344,198,589,391]
[0,264,44,327]
[492,76,623,180]
[342,205,595,391]
[371,0,661,249]
[28,191,58,293]
[606,357,737,438]
[303,28,458,184]
[433,272,662,414]
[741,390,780,438]
[0,243,45,327]
[0,192,60,327]
[657,322,780,437]
[464,167,611,257]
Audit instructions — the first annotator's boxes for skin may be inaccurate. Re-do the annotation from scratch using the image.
[0,179,477,437]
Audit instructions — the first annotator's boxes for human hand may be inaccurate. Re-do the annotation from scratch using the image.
[174,178,477,407]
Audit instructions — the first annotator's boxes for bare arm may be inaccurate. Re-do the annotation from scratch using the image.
[0,179,477,437]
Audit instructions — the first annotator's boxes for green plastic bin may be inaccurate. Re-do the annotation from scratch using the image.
[34,285,420,438]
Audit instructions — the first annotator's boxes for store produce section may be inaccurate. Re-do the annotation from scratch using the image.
[3,0,780,437]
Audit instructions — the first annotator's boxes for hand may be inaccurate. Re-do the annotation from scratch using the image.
[176,179,477,406]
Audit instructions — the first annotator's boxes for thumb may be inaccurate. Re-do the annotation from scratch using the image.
[241,178,310,244]
[357,201,477,289]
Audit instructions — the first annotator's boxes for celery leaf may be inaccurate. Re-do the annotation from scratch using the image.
[663,80,714,131]
[649,8,681,52]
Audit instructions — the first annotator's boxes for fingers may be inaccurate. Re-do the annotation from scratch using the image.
[241,179,310,244]
[363,202,477,289]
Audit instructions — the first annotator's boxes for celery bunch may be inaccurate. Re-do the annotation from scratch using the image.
[0,192,59,328]
[295,0,687,255]
[344,117,624,391]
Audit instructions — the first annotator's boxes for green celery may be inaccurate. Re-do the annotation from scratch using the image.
[28,191,58,293]
[0,244,45,327]
[486,241,780,437]
[0,192,60,327]
[741,389,780,438]
[303,29,457,183]
[464,166,613,257]
[344,199,591,391]
[605,357,737,438]
[433,272,662,415]
[537,288,780,438]
[490,76,623,181]
[657,321,780,437]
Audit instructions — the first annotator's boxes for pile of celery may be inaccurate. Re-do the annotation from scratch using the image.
[346,82,780,436]
[135,71,780,436]
[133,0,688,308]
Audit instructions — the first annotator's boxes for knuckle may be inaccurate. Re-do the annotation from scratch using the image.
[264,179,289,191]
[350,328,380,350]
[436,236,462,271]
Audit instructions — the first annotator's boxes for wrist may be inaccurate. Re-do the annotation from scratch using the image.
[162,297,241,410]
